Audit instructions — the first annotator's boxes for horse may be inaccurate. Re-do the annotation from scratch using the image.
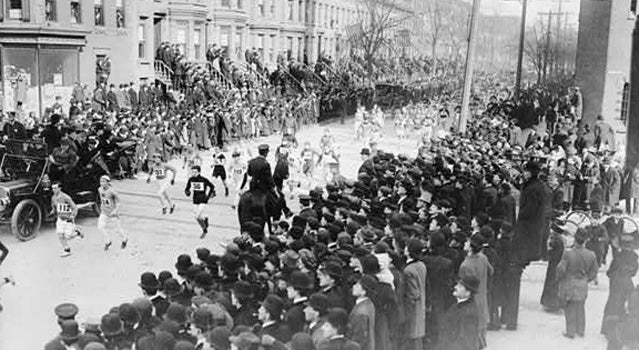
[237,189,283,234]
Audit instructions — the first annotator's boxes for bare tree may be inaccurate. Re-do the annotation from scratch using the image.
[349,0,414,73]
[524,21,547,84]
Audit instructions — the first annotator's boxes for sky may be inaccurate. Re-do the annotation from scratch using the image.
[475,0,581,25]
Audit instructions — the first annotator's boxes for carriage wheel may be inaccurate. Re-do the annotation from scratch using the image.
[565,210,592,229]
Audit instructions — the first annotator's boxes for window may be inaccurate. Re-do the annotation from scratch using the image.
[269,35,275,62]
[237,0,242,9]
[299,1,303,22]
[235,31,243,60]
[298,37,303,61]
[257,0,264,15]
[287,0,293,20]
[222,0,230,7]
[287,37,293,60]
[177,24,187,56]
[70,0,81,24]
[257,34,265,60]
[45,0,56,21]
[94,0,104,26]
[220,26,231,56]
[8,0,25,20]
[270,0,275,16]
[116,0,125,28]
[632,0,637,13]
[621,82,630,122]
[138,23,146,58]
[194,28,202,59]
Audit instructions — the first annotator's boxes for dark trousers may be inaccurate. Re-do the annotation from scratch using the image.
[404,337,423,350]
[502,266,523,328]
[564,300,586,336]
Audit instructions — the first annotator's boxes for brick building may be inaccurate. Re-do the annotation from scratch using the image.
[0,0,416,116]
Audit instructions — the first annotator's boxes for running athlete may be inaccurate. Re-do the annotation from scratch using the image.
[211,152,230,197]
[300,141,318,180]
[98,175,128,251]
[51,182,83,257]
[228,149,248,210]
[185,166,215,239]
[146,153,177,215]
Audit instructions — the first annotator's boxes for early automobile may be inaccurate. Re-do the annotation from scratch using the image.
[0,140,103,241]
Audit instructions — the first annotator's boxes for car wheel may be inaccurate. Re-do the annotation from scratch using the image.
[11,199,42,241]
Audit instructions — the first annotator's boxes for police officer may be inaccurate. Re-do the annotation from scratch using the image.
[243,144,275,192]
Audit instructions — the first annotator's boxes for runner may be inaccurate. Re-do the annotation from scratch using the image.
[98,175,128,251]
[211,151,230,197]
[185,165,215,239]
[146,153,177,215]
[228,149,248,210]
[300,141,319,181]
[51,182,83,257]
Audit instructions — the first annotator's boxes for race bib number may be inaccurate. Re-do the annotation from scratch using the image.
[154,168,165,177]
[191,182,204,192]
[303,151,312,160]
[57,203,71,213]
[101,197,112,207]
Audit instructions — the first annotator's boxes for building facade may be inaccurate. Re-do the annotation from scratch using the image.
[575,0,636,134]
[0,0,416,116]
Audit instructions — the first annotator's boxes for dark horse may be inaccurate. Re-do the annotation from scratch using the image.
[237,189,283,234]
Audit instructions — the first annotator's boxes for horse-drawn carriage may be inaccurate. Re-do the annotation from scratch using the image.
[561,209,639,250]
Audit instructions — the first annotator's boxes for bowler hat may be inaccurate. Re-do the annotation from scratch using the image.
[163,278,184,297]
[100,313,123,336]
[308,293,329,314]
[166,303,188,324]
[59,320,80,341]
[262,294,284,319]
[174,340,196,350]
[258,144,269,152]
[327,308,349,332]
[207,326,231,350]
[55,303,79,320]
[194,271,214,288]
[357,275,379,296]
[196,247,211,262]
[229,332,260,349]
[291,333,315,350]
[138,272,161,290]
[232,281,254,299]
[358,227,377,242]
[281,250,300,269]
[175,254,194,275]
[320,261,343,279]
[360,148,371,156]
[459,274,480,294]
[118,303,140,325]
[131,298,153,320]
[220,253,242,273]
[288,270,312,290]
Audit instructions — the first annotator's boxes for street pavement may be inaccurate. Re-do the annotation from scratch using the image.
[0,118,634,349]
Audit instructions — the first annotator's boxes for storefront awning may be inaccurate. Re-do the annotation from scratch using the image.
[0,27,89,46]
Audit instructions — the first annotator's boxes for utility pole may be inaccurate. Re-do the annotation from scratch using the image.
[514,0,528,97]
[554,0,563,75]
[543,10,552,83]
[539,10,566,82]
[458,0,482,133]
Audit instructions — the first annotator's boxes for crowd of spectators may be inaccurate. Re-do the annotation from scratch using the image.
[39,73,639,350]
